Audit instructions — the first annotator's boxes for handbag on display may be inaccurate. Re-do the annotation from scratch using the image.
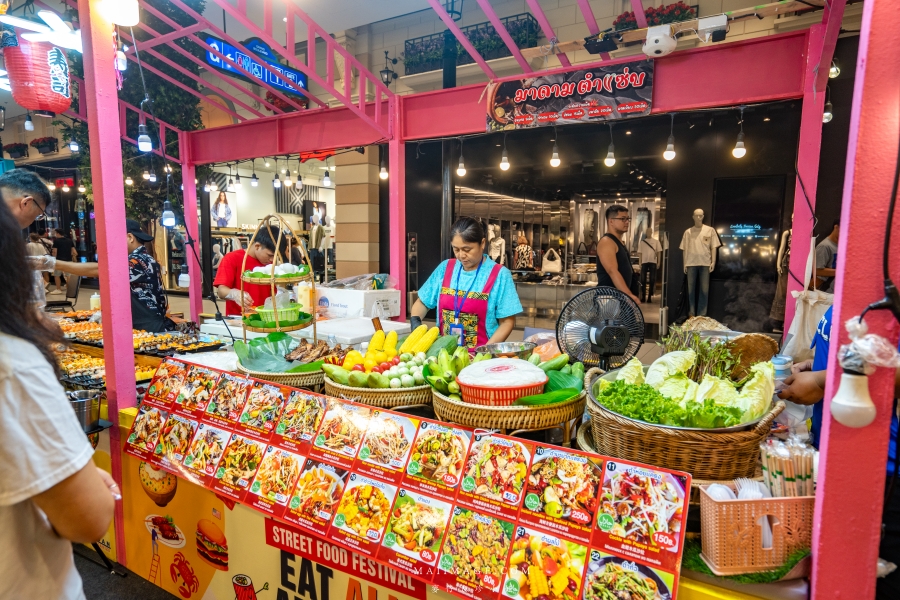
[543,248,562,273]
[782,236,834,362]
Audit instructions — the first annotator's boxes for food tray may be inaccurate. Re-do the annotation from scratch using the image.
[235,360,324,391]
[324,376,432,409]
[241,272,311,285]
[586,367,784,480]
[243,322,310,334]
[457,379,547,407]
[432,388,585,431]
[699,485,814,575]
[255,305,302,323]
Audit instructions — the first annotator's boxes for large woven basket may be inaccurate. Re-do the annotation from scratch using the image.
[576,419,595,453]
[432,388,585,431]
[235,360,325,391]
[324,376,432,409]
[587,369,784,480]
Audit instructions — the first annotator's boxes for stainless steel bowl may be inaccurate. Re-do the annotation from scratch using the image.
[474,342,536,360]
[67,390,101,432]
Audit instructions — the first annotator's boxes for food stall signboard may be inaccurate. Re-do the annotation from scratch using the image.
[204,35,308,97]
[486,61,653,132]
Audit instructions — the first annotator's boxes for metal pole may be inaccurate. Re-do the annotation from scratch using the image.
[179,136,202,321]
[442,29,457,89]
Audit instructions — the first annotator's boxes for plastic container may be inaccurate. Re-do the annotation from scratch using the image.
[699,484,814,575]
[456,379,547,406]
[90,293,101,310]
[254,303,301,323]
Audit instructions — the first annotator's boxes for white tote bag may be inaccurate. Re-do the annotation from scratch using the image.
[543,248,562,273]
[782,235,834,362]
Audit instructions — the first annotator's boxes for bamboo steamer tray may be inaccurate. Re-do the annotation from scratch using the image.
[241,273,312,285]
[324,376,433,409]
[235,360,324,390]
[432,388,585,431]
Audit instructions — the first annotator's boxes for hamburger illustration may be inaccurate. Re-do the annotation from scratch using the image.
[139,461,177,507]
[196,519,228,571]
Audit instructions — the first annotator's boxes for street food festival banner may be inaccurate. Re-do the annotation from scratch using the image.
[486,61,653,132]
[124,358,690,600]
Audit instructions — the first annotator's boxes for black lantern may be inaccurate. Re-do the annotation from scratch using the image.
[444,0,464,21]
[380,51,398,86]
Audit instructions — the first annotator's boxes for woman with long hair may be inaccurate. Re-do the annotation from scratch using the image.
[0,200,116,599]
[211,191,232,228]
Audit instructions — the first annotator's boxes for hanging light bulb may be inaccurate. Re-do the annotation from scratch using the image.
[273,175,282,189]
[142,169,151,180]
[209,179,218,191]
[235,172,242,189]
[829,60,840,79]
[323,170,331,187]
[227,177,234,192]
[137,124,152,152]
[48,181,56,191]
[264,158,271,168]
[61,182,70,192]
[149,171,157,183]
[822,101,833,123]
[283,170,293,187]
[830,369,877,428]
[69,139,79,153]
[78,183,86,193]
[297,160,304,190]
[663,114,676,160]
[161,199,176,228]
[550,142,560,168]
[251,160,259,187]
[457,139,466,176]
[164,164,172,174]
[499,134,510,170]
[24,113,34,131]
[604,123,616,167]
[732,107,747,158]
[379,166,388,180]
[125,175,134,186]
[203,180,210,192]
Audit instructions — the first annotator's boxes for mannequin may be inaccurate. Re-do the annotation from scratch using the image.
[679,209,721,317]
[583,207,598,249]
[489,225,506,265]
[769,214,793,329]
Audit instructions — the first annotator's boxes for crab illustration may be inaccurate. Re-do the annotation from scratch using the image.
[171,552,200,598]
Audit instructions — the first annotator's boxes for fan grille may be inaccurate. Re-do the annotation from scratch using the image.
[556,287,644,369]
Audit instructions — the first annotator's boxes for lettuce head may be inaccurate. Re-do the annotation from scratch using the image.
[655,373,697,404]
[695,374,741,407]
[616,357,645,385]
[736,361,775,422]
[645,350,697,389]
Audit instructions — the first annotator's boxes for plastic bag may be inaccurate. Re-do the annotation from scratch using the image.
[533,339,561,363]
[27,255,56,272]
[263,288,291,310]
[525,332,557,346]
[782,236,833,361]
[837,317,900,375]
[321,273,397,290]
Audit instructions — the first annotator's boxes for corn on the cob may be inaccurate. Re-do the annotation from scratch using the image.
[412,326,439,354]
[399,324,427,353]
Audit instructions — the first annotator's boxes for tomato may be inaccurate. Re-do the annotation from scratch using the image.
[379,362,391,371]
[391,356,401,365]
[352,364,365,372]
[372,366,383,373]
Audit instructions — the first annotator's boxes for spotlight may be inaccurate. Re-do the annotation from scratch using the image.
[829,60,840,79]
[161,200,176,228]
[823,101,833,123]
[137,124,152,152]
[550,142,560,168]
[24,113,34,131]
[69,139,79,153]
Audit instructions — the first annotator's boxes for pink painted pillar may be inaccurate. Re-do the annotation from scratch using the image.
[77,0,136,566]
[811,0,900,596]
[782,26,826,330]
[389,97,407,320]
[631,0,648,29]
[179,132,202,321]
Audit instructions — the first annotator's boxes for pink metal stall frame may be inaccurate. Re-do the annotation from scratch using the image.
[427,0,497,80]
[474,0,533,73]
[525,0,572,67]
[631,0,649,29]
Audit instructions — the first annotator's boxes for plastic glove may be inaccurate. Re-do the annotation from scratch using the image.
[27,255,57,272]
[225,288,255,311]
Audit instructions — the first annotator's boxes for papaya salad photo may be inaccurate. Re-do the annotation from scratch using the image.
[463,436,530,503]
[157,415,197,460]
[525,452,602,525]
[290,463,346,520]
[183,425,227,474]
[251,449,303,504]
[277,391,325,441]
[206,374,251,421]
[598,468,684,549]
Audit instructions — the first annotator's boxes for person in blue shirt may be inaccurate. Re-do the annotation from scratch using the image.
[779,306,900,598]
[411,217,522,349]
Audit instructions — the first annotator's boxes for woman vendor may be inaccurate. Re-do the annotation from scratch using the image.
[411,217,522,349]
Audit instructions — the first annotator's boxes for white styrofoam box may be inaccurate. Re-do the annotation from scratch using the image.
[316,288,401,319]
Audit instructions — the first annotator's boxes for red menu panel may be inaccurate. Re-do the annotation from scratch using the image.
[581,549,679,600]
[272,390,327,455]
[282,460,348,537]
[154,413,199,473]
[233,382,288,442]
[307,400,371,469]
[245,446,306,518]
[171,365,220,419]
[202,372,252,429]
[181,422,231,487]
[377,488,452,580]
[124,402,169,462]
[209,433,265,502]
[500,524,589,600]
[142,359,187,410]
[456,433,532,522]
[354,411,419,486]
[402,420,472,498]
[328,474,398,556]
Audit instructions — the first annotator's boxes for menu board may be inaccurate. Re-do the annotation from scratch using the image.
[125,359,693,600]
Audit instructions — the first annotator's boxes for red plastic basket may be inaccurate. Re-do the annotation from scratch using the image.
[457,378,547,407]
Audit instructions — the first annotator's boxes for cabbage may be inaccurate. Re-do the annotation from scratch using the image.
[695,374,741,407]
[645,350,696,388]
[654,373,696,403]
[736,361,775,422]
[616,358,645,385]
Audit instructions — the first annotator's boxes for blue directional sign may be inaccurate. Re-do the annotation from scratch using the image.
[204,36,307,97]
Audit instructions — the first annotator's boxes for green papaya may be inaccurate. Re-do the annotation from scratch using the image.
[367,373,391,389]
[348,371,369,388]
[323,364,350,385]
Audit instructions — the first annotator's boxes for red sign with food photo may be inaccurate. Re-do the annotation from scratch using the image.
[353,411,418,486]
[401,420,471,498]
[245,446,305,518]
[281,460,348,537]
[201,372,252,430]
[377,488,453,580]
[455,433,532,522]
[271,390,327,455]
[209,433,265,502]
[328,474,398,557]
[307,400,372,470]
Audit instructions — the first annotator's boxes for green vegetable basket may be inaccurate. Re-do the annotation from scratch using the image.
[587,367,784,480]
[254,303,302,323]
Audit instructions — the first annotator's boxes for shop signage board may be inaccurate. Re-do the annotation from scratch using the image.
[486,60,653,132]
[126,358,692,600]
[204,35,308,97]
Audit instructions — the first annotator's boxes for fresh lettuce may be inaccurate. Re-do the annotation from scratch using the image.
[682,398,743,429]
[645,350,696,388]
[595,380,746,429]
[695,374,741,407]
[736,361,775,422]
[616,357,646,385]
[656,373,697,403]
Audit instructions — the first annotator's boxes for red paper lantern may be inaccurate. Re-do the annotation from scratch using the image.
[4,39,72,117]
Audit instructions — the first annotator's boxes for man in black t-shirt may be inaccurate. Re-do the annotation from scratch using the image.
[50,228,76,295]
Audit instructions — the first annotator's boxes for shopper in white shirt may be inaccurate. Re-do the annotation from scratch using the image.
[0,198,116,600]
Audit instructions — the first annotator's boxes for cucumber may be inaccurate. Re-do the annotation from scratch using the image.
[539,354,570,372]
[528,353,542,366]
[425,335,459,359]
[561,364,572,375]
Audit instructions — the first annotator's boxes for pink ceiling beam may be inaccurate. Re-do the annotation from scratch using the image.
[139,0,314,113]
[130,22,205,51]
[631,0,649,29]
[577,0,601,35]
[474,0,533,73]
[427,0,497,80]
[206,0,393,138]
[524,0,571,67]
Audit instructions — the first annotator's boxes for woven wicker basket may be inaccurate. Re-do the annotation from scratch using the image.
[727,333,780,380]
[324,377,432,409]
[432,388,585,431]
[700,485,814,575]
[586,370,784,480]
[576,420,595,453]
[235,361,325,391]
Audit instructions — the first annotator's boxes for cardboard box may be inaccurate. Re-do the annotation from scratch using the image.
[315,288,401,319]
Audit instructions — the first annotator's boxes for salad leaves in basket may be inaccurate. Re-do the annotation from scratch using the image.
[594,380,744,429]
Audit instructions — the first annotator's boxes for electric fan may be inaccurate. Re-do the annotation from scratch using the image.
[556,287,644,371]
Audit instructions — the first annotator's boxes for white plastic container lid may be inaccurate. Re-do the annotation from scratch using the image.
[457,358,547,387]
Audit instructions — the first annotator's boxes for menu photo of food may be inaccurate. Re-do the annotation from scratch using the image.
[274,390,326,451]
[380,488,452,569]
[503,525,588,600]
[155,413,199,465]
[284,460,348,535]
[126,404,168,459]
[174,365,220,413]
[522,447,603,543]
[357,412,417,480]
[459,434,532,518]
[312,400,372,467]
[404,421,471,493]
[145,514,186,548]
[594,460,688,568]
[213,434,265,498]
[248,446,305,511]
[581,550,674,600]
[436,506,515,595]
[205,373,252,425]
[237,383,287,438]
[182,423,229,480]
[330,474,398,554]
[145,359,188,406]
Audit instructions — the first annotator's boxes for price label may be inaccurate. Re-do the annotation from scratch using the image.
[366,529,381,541]
[420,549,435,562]
[502,491,518,503]
[481,573,498,588]
[653,531,677,550]
[570,509,590,524]
[441,474,458,486]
